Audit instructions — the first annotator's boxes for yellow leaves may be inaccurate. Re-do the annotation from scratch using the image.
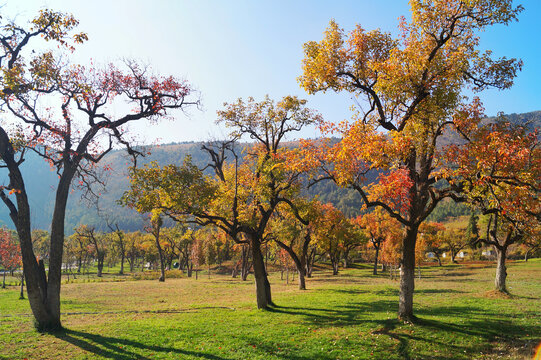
[30,9,87,52]
[298,20,347,94]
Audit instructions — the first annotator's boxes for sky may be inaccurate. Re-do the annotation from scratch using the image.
[3,0,540,144]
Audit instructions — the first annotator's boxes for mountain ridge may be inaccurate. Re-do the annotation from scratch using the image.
[1,110,539,233]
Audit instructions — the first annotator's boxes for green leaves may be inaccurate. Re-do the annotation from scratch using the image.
[120,157,217,219]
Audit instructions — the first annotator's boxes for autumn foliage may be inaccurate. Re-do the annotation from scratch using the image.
[295,0,524,321]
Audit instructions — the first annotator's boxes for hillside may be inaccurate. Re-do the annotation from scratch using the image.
[0,111,539,232]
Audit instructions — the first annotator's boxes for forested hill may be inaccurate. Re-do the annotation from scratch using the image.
[0,141,363,233]
[0,111,539,233]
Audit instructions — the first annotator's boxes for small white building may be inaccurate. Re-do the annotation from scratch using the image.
[482,249,496,257]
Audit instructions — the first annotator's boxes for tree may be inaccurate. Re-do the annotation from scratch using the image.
[31,230,50,263]
[419,222,446,266]
[466,213,480,244]
[0,228,21,288]
[448,119,540,292]
[67,229,91,274]
[124,231,145,273]
[0,10,197,330]
[356,208,402,275]
[122,95,320,309]
[107,222,126,275]
[170,226,197,276]
[520,230,541,261]
[441,228,469,264]
[145,213,166,282]
[74,225,108,277]
[296,0,522,321]
[312,203,361,276]
[62,233,80,279]
[232,240,252,281]
[270,200,320,290]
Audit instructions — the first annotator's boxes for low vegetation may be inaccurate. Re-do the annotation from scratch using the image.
[1,260,539,359]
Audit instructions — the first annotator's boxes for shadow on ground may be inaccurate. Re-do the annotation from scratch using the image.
[54,329,231,360]
[52,285,538,360]
[266,287,539,360]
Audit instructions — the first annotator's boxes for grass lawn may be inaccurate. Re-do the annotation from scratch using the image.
[0,260,540,359]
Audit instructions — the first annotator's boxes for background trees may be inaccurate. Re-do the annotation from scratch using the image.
[270,200,319,290]
[73,225,108,277]
[0,228,21,288]
[357,208,402,275]
[419,222,446,266]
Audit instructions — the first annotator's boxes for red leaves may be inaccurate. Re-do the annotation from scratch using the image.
[367,168,413,216]
[0,229,22,271]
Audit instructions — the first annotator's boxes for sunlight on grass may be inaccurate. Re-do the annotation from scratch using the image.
[0,260,539,359]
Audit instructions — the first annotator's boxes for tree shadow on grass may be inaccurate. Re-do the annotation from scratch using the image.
[415,289,466,294]
[54,328,231,360]
[268,299,397,328]
[269,288,539,360]
[320,288,368,295]
[435,271,475,277]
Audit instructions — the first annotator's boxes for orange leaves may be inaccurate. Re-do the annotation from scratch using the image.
[448,118,540,235]
[451,98,485,136]
[356,207,402,243]
[366,168,413,216]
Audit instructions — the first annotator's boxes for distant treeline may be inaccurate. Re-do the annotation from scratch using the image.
[0,111,538,233]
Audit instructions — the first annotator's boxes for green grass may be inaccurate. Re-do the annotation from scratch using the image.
[1,260,540,359]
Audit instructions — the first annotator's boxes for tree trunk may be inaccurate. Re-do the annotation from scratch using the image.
[495,246,508,293]
[179,252,184,272]
[119,253,125,275]
[0,128,60,330]
[451,250,457,264]
[298,269,306,290]
[96,254,104,277]
[306,248,316,278]
[45,171,75,331]
[342,249,350,268]
[524,249,530,262]
[19,271,25,299]
[331,256,339,275]
[373,245,380,275]
[251,239,272,309]
[275,239,307,290]
[240,245,251,281]
[2,270,5,288]
[155,238,165,282]
[398,226,418,323]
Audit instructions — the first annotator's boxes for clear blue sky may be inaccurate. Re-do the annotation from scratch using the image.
[3,0,540,144]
